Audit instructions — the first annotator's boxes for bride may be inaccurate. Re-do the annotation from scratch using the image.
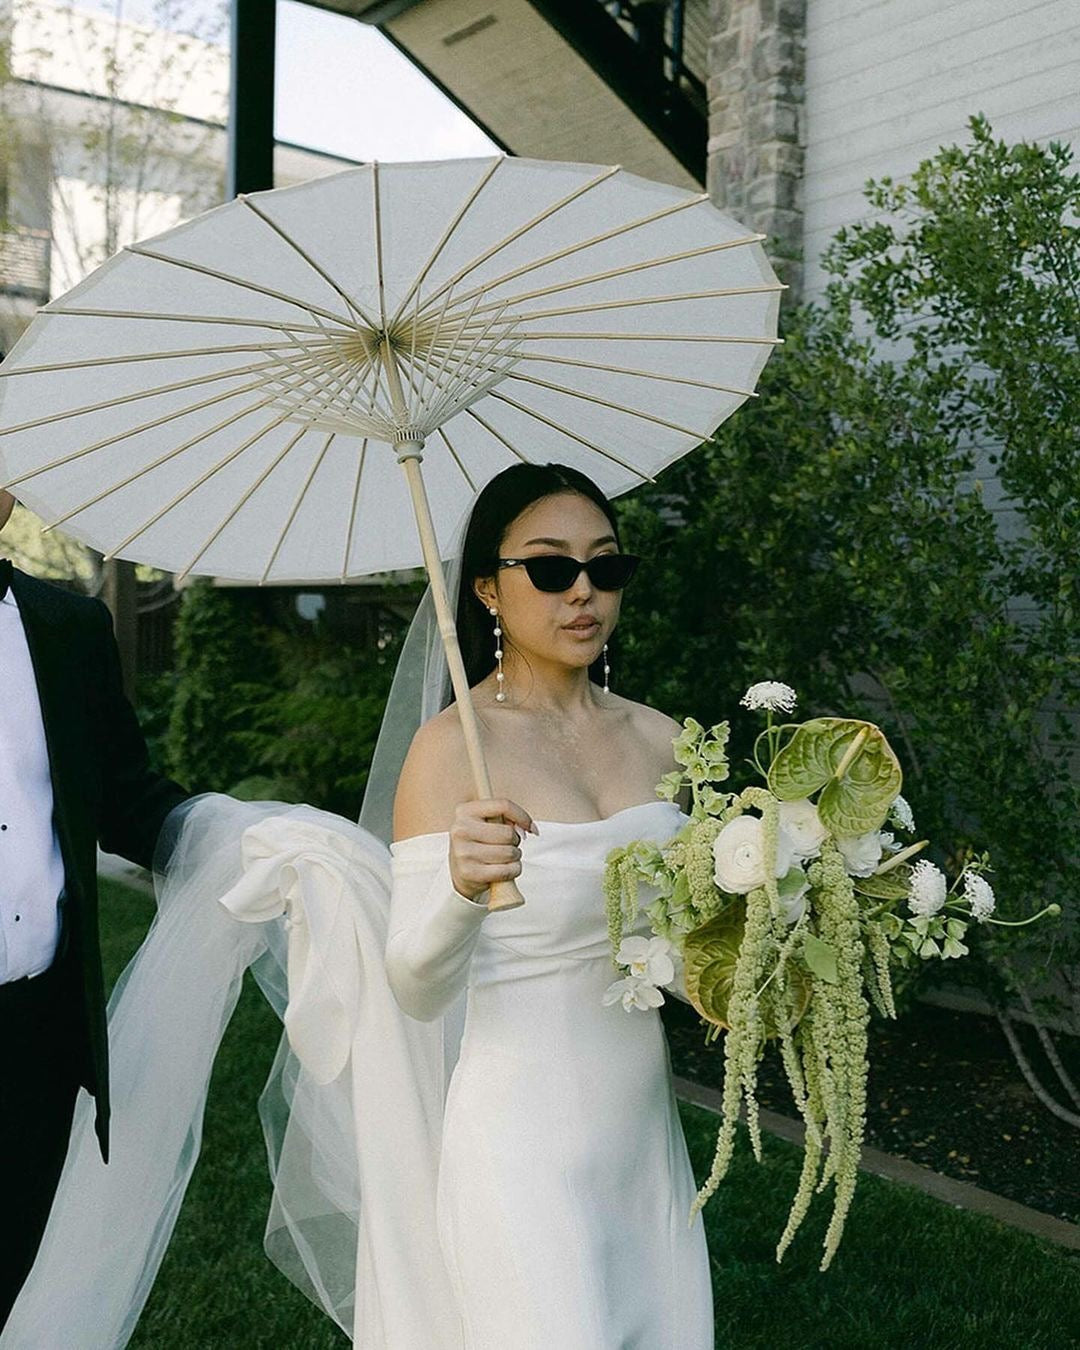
[2,462,713,1349]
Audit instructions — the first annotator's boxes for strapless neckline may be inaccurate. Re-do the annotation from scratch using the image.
[392,798,685,848]
[533,799,684,828]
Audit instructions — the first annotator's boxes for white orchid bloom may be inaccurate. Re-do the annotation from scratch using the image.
[615,935,676,986]
[601,974,666,1012]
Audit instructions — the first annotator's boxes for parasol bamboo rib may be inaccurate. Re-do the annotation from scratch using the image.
[462,408,533,466]
[440,234,770,321]
[39,390,290,533]
[414,164,622,318]
[519,352,758,397]
[421,350,523,431]
[436,424,477,493]
[101,410,294,559]
[124,243,357,332]
[379,336,524,912]
[4,373,293,489]
[239,194,377,330]
[426,190,714,317]
[30,349,333,520]
[388,156,505,329]
[495,284,785,323]
[0,339,342,377]
[518,332,783,343]
[502,373,726,437]
[478,394,659,482]
[177,423,312,583]
[0,347,338,439]
[340,438,368,582]
[44,309,354,336]
[372,162,389,334]
[260,432,337,584]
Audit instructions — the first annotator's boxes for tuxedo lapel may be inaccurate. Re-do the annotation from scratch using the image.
[8,569,85,893]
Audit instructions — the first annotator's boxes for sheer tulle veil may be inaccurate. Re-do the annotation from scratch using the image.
[0,518,470,1348]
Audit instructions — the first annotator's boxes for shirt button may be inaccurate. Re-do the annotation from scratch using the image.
[14,914,20,922]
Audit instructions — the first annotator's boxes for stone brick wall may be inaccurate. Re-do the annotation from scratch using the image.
[707,0,806,296]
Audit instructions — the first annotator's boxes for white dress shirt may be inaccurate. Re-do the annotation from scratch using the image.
[0,582,66,981]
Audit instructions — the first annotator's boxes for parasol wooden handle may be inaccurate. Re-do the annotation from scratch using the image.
[390,416,526,912]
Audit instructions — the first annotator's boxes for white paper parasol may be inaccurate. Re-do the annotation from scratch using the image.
[0,155,783,908]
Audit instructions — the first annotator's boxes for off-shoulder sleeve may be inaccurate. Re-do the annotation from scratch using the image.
[385,836,488,1022]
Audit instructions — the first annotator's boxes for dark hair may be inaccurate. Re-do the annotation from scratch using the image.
[452,462,622,697]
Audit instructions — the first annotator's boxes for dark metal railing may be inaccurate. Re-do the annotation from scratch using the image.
[601,0,707,110]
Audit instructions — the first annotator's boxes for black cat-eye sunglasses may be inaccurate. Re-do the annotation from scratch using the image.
[495,553,641,593]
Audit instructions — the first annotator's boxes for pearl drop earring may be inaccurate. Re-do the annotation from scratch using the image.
[602,642,610,693]
[490,606,506,701]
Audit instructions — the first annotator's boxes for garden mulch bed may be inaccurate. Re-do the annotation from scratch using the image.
[662,996,1080,1227]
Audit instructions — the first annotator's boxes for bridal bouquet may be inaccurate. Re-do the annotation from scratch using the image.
[601,682,1058,1270]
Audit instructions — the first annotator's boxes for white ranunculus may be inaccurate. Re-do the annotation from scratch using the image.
[615,935,676,986]
[777,799,828,860]
[836,829,884,877]
[740,681,798,713]
[908,859,948,917]
[712,814,795,894]
[601,974,666,1012]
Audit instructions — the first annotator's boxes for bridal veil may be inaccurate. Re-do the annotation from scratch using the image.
[0,519,469,1348]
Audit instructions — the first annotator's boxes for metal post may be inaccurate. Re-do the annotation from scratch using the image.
[227,0,276,199]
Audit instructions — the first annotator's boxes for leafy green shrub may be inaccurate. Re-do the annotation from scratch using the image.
[616,116,1079,1121]
[164,580,274,793]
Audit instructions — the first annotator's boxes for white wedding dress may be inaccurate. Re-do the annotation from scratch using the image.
[386,798,714,1350]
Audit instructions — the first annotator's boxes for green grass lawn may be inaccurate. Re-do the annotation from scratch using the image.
[97,878,1079,1349]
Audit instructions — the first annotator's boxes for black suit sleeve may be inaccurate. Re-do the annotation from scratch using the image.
[90,598,190,870]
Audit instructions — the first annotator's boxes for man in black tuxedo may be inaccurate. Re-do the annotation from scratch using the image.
[0,489,189,1326]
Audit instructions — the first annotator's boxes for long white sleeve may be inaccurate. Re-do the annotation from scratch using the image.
[666,947,693,1007]
[386,839,488,1022]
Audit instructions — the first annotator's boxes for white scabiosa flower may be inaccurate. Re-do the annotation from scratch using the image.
[888,794,915,832]
[836,830,884,877]
[778,798,828,860]
[908,859,948,917]
[712,814,795,894]
[614,935,676,986]
[964,872,996,922]
[601,974,666,1012]
[740,681,798,713]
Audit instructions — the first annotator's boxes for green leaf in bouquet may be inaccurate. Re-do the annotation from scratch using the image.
[879,911,904,940]
[802,931,840,984]
[853,867,912,901]
[682,906,810,1033]
[767,718,902,836]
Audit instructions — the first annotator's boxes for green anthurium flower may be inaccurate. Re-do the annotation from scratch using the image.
[767,718,902,836]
